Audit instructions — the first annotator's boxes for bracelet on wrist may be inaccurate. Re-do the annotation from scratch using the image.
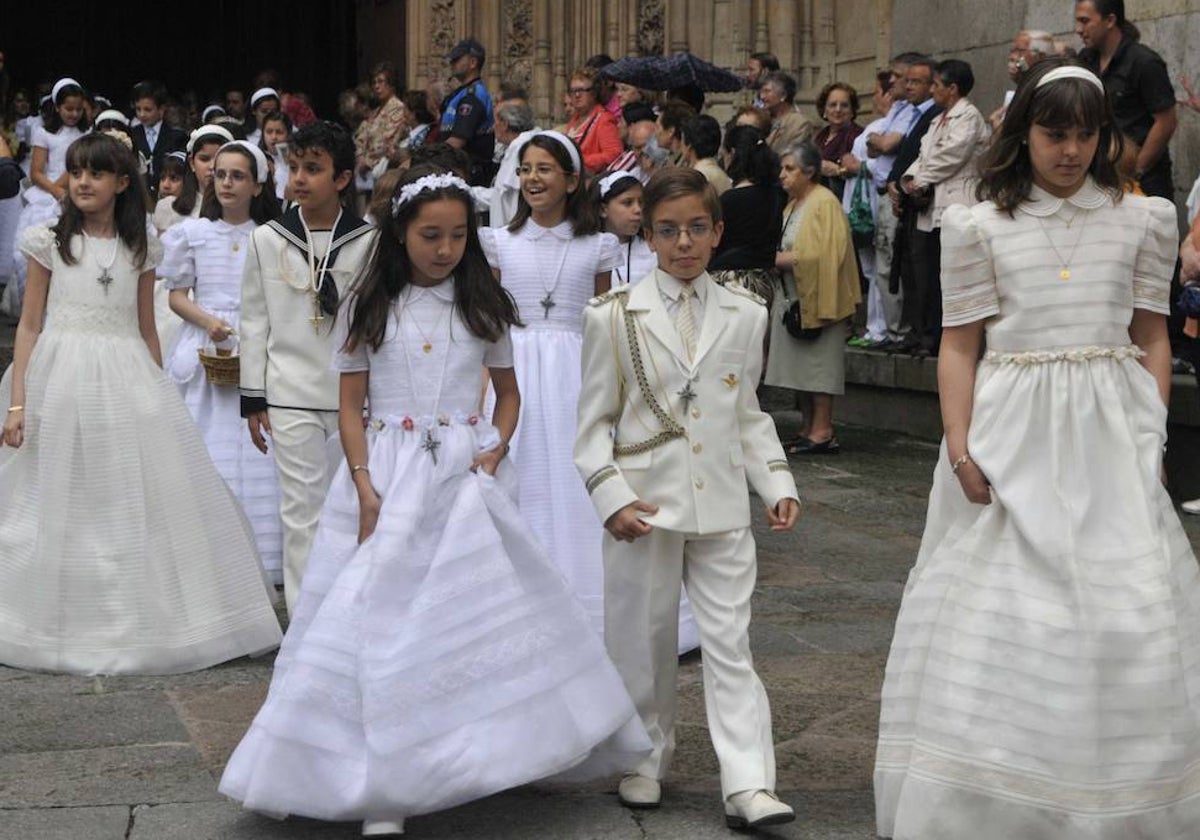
[950,453,971,473]
[7,405,23,413]
[350,464,370,476]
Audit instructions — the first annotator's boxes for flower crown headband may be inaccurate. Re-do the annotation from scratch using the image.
[391,172,472,217]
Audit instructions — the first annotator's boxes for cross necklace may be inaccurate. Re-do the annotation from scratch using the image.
[301,208,342,332]
[83,231,119,293]
[533,229,572,319]
[399,294,454,465]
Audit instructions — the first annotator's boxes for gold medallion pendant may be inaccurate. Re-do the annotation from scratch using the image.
[1059,268,1071,281]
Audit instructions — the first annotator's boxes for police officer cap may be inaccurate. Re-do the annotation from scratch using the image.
[447,38,486,64]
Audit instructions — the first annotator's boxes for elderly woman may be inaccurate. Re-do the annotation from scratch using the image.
[564,67,622,173]
[812,81,864,201]
[355,61,409,178]
[768,142,862,454]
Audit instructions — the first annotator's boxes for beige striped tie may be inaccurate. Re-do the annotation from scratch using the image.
[677,284,697,362]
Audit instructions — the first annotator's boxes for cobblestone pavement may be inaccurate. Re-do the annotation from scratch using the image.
[4,413,1199,839]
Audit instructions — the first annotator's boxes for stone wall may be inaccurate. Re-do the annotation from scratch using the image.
[891,0,1198,205]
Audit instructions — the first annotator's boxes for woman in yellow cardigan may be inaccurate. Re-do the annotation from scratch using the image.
[767,141,862,454]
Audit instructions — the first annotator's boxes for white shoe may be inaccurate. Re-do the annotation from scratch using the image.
[362,819,405,836]
[724,790,795,829]
[1182,499,1200,515]
[617,773,662,809]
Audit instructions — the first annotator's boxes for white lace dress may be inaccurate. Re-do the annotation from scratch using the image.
[875,181,1200,839]
[482,220,701,652]
[219,279,650,824]
[0,226,281,675]
[160,218,283,583]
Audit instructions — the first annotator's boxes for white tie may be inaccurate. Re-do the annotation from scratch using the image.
[677,285,697,363]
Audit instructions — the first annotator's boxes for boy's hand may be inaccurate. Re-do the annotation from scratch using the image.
[605,500,659,542]
[766,498,801,531]
[246,411,272,454]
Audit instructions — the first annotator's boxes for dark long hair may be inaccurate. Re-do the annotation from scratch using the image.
[199,146,282,224]
[506,134,601,236]
[976,58,1122,214]
[173,130,229,216]
[344,164,522,354]
[53,134,148,268]
[723,124,780,187]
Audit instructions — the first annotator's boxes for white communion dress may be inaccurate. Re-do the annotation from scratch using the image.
[219,279,650,824]
[875,181,1200,839]
[482,221,701,652]
[0,227,281,675]
[160,218,283,583]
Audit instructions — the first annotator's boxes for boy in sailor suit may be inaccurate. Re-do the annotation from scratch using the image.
[239,122,377,612]
[574,167,801,830]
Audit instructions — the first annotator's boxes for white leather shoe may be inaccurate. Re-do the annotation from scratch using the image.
[617,774,662,809]
[362,818,405,836]
[1182,498,1200,515]
[724,790,795,829]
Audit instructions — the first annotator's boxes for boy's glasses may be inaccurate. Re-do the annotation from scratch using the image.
[651,223,713,241]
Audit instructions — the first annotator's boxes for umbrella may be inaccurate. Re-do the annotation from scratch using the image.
[599,52,744,93]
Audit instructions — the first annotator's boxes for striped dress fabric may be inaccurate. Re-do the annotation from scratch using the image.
[875,180,1200,839]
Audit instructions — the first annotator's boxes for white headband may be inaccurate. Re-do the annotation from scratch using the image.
[599,170,639,200]
[186,124,235,153]
[166,150,188,163]
[39,95,51,107]
[391,172,472,216]
[521,129,583,175]
[94,109,129,126]
[201,105,226,123]
[1036,66,1104,93]
[52,77,81,102]
[217,140,270,183]
[250,87,279,108]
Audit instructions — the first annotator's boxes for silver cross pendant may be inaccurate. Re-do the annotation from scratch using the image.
[539,292,556,318]
[677,380,697,409]
[421,427,441,464]
[97,269,113,294]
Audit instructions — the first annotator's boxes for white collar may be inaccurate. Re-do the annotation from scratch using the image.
[655,269,708,305]
[405,277,456,302]
[1019,177,1112,217]
[522,219,574,241]
[144,120,162,134]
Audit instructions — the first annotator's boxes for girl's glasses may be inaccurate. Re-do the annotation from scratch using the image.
[214,169,251,183]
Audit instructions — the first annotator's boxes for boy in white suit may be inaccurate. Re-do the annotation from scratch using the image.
[240,122,377,612]
[574,167,801,829]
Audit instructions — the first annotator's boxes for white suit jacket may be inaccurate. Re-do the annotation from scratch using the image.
[239,209,378,415]
[904,97,989,232]
[575,270,798,535]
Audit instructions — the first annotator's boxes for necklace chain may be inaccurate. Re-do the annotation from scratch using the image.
[1035,214,1087,281]
[83,231,120,294]
[402,286,451,353]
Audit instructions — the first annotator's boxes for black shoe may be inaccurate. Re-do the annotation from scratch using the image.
[788,437,840,455]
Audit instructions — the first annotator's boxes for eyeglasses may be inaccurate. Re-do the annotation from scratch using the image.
[568,87,593,95]
[651,223,713,240]
[517,164,564,177]
[214,168,251,183]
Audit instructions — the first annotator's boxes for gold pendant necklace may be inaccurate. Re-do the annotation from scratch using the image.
[1035,213,1087,281]
[403,289,451,353]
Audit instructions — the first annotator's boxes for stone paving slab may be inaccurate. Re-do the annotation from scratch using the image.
[0,744,218,809]
[0,805,131,840]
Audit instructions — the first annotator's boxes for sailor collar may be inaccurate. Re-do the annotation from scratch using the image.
[267,205,374,263]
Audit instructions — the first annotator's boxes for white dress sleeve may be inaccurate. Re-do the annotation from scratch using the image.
[596,232,622,273]
[483,326,514,368]
[330,295,370,373]
[478,226,501,270]
[939,204,999,327]
[18,226,57,270]
[142,234,165,272]
[1132,197,1179,315]
[159,222,197,289]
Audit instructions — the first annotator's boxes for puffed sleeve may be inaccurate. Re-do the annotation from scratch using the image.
[596,232,622,273]
[1132,197,1179,315]
[483,326,514,368]
[478,226,500,270]
[30,125,50,150]
[18,226,57,270]
[141,233,164,272]
[159,222,196,289]
[939,204,999,327]
[329,295,370,373]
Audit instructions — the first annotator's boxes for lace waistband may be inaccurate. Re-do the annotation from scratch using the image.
[982,344,1145,365]
[367,410,482,432]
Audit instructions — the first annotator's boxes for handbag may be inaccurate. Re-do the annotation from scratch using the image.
[847,170,875,248]
[780,275,823,341]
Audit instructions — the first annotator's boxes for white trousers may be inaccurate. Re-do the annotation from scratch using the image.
[872,199,907,342]
[603,526,776,799]
[266,407,339,613]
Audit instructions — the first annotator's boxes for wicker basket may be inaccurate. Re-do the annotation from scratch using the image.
[198,347,240,387]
